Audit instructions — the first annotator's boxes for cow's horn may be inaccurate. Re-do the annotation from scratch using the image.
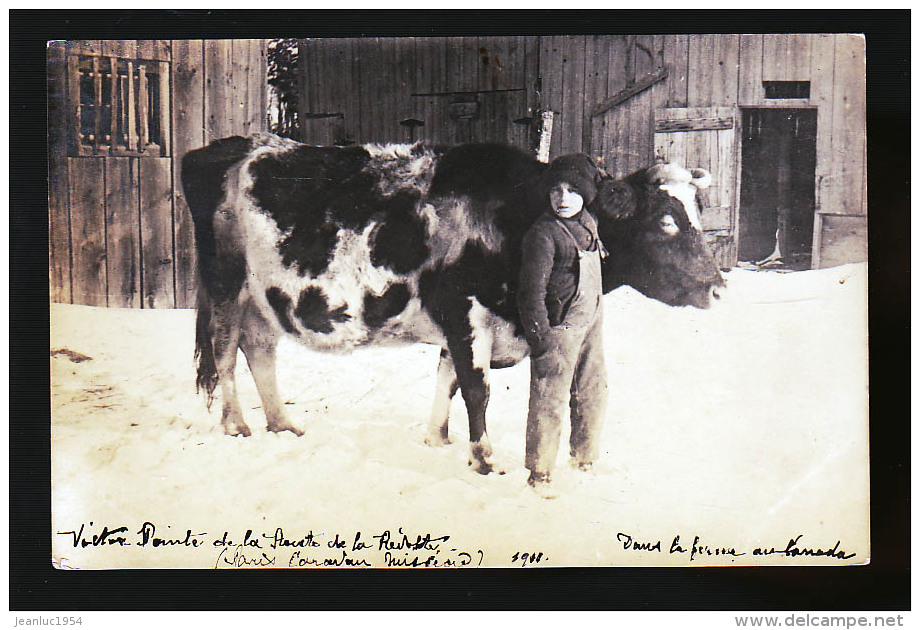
[690,168,712,189]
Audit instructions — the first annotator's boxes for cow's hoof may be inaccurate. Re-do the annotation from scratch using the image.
[224,423,252,437]
[267,421,305,437]
[468,437,504,475]
[469,458,494,475]
[424,428,451,447]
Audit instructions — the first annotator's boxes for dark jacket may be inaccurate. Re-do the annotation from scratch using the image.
[518,210,601,352]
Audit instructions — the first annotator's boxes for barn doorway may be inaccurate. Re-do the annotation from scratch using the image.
[738,108,817,269]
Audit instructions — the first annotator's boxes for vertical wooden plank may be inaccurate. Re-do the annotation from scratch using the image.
[663,34,689,108]
[738,34,764,106]
[477,36,505,92]
[105,157,140,307]
[829,34,866,215]
[583,35,605,158]
[521,35,540,151]
[137,64,149,149]
[139,158,174,308]
[559,35,585,155]
[762,34,782,80]
[351,38,371,143]
[108,57,119,149]
[414,37,443,145]
[126,60,137,151]
[68,158,107,306]
[810,34,836,213]
[205,39,233,142]
[539,36,565,158]
[712,34,740,107]
[91,57,103,151]
[393,37,416,143]
[66,52,83,155]
[172,39,205,308]
[787,34,813,80]
[687,35,715,107]
[298,38,314,141]
[339,38,360,145]
[258,39,268,133]
[48,41,72,303]
[602,36,627,175]
[158,61,171,154]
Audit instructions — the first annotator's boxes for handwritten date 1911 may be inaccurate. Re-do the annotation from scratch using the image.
[511,551,547,567]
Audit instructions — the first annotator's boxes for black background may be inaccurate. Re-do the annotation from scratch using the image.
[11,10,910,611]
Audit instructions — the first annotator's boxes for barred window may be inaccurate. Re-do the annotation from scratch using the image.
[69,55,170,157]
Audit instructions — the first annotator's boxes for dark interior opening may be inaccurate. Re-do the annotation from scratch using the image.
[738,108,817,269]
[763,81,811,100]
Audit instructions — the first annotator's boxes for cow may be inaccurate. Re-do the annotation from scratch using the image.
[181,133,723,475]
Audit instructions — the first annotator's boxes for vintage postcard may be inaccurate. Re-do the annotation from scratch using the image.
[49,35,868,569]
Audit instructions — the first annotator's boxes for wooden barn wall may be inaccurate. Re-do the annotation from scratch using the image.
[298,37,538,149]
[538,34,866,267]
[48,39,267,307]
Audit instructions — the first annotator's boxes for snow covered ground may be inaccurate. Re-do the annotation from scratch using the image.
[50,264,869,569]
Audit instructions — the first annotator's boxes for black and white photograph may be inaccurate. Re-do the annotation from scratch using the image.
[45,32,873,571]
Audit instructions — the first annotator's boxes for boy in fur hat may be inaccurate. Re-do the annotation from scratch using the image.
[517,154,609,499]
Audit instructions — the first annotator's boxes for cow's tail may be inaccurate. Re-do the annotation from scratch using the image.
[194,289,219,409]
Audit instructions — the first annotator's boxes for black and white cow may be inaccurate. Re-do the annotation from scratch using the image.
[181,133,722,474]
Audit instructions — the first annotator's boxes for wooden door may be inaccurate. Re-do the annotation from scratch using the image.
[653,106,738,269]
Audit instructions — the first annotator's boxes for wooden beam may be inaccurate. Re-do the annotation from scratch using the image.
[591,67,669,117]
[655,117,734,133]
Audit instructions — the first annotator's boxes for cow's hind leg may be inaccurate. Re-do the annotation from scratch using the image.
[425,348,459,446]
[444,299,501,475]
[211,300,251,437]
[239,304,302,436]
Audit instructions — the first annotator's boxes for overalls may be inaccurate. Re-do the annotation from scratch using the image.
[525,217,609,475]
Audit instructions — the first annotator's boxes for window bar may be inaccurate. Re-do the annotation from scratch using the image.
[158,62,170,156]
[109,57,119,151]
[138,64,149,152]
[119,71,128,151]
[126,61,137,152]
[92,56,103,152]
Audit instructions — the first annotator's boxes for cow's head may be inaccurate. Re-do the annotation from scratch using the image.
[589,161,725,309]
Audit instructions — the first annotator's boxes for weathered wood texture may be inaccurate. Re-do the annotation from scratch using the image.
[298,36,537,148]
[49,39,267,306]
[48,41,72,303]
[539,34,864,267]
[812,214,868,269]
[654,107,739,269]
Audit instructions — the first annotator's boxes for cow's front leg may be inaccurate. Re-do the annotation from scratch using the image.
[425,348,458,446]
[240,305,303,436]
[211,301,251,437]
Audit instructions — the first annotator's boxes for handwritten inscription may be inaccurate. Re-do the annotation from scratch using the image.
[615,531,856,562]
[55,522,858,566]
[753,534,857,560]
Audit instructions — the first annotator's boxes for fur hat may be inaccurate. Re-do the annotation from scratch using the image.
[542,154,598,204]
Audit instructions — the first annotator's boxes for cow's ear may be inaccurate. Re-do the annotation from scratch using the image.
[596,180,637,220]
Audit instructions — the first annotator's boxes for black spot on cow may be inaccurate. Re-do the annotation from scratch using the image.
[295,286,351,334]
[363,282,411,329]
[248,144,432,277]
[265,287,297,334]
[248,145,377,277]
[369,196,430,273]
[181,136,254,302]
[280,221,340,277]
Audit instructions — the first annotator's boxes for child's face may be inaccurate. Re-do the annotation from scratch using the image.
[549,182,584,218]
